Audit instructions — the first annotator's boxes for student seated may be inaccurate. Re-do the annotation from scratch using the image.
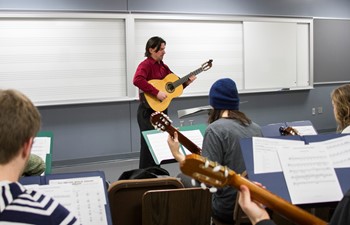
[0,89,78,224]
[238,83,350,225]
[22,154,46,176]
[168,78,263,224]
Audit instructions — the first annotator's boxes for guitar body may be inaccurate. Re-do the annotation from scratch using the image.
[144,73,184,112]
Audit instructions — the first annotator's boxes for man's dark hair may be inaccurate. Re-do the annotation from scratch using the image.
[145,36,166,57]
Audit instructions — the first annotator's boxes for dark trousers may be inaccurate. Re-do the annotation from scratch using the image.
[137,103,167,169]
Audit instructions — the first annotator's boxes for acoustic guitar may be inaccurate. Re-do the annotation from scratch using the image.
[151,112,326,225]
[180,154,327,225]
[279,126,300,136]
[150,111,201,154]
[144,59,213,112]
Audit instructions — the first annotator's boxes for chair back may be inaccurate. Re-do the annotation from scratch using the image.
[142,187,212,225]
[108,177,184,225]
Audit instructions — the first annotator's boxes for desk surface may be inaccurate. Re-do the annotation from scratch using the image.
[240,134,350,204]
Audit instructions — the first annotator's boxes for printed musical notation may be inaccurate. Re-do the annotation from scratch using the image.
[252,137,304,173]
[26,176,108,225]
[278,145,343,204]
[309,135,350,168]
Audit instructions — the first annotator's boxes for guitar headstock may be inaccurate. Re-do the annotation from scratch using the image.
[150,111,173,132]
[279,126,300,136]
[180,154,238,188]
[201,59,213,71]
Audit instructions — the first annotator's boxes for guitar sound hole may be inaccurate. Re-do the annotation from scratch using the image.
[165,83,175,93]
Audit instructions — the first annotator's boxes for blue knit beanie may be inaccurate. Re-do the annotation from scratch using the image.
[209,78,239,110]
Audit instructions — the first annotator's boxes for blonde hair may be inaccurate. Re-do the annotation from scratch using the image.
[331,84,350,132]
[0,89,41,164]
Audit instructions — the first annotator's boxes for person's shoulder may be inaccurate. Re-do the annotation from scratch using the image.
[20,187,67,212]
[23,189,79,224]
[250,120,262,129]
[140,57,155,65]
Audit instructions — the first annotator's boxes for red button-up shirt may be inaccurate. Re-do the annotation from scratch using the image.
[133,57,172,97]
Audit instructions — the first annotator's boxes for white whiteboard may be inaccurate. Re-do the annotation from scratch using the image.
[244,21,310,90]
[0,13,313,106]
[134,19,244,95]
[0,15,126,106]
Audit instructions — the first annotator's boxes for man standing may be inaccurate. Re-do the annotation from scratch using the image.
[133,36,195,169]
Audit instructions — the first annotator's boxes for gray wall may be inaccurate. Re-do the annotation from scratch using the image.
[1,0,349,166]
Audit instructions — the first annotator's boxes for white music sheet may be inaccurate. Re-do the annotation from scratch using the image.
[292,125,318,135]
[26,176,108,225]
[309,135,350,168]
[145,129,204,164]
[253,137,304,174]
[181,130,203,155]
[277,145,343,204]
[31,136,51,164]
[146,132,176,164]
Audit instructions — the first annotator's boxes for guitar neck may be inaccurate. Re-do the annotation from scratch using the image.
[172,67,204,88]
[166,125,202,155]
[233,175,327,225]
[180,155,327,225]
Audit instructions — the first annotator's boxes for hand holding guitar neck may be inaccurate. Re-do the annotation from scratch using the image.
[180,154,327,225]
[150,111,201,154]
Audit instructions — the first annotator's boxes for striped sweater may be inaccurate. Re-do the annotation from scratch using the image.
[0,181,79,224]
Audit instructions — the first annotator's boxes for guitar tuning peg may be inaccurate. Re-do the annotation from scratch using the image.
[161,118,170,125]
[209,187,218,193]
[213,165,222,172]
[204,159,210,168]
[224,167,229,178]
[191,179,197,187]
[200,182,207,190]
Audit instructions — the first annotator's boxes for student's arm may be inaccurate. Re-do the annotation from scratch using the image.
[238,185,275,225]
[167,132,185,162]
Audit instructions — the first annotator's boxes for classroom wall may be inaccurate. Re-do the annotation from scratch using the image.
[1,0,349,166]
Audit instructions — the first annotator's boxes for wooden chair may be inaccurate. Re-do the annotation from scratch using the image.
[142,187,212,225]
[108,177,184,225]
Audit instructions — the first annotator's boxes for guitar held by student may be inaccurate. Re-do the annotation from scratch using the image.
[143,59,213,111]
[279,126,300,136]
[150,111,202,154]
[180,154,327,225]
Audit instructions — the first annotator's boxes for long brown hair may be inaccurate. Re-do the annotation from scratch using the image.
[208,109,251,126]
[331,84,350,132]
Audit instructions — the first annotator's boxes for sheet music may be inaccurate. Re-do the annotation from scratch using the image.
[181,130,203,155]
[278,145,343,204]
[146,132,177,163]
[31,136,51,163]
[25,176,108,225]
[309,135,350,168]
[253,137,304,174]
[292,125,317,135]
